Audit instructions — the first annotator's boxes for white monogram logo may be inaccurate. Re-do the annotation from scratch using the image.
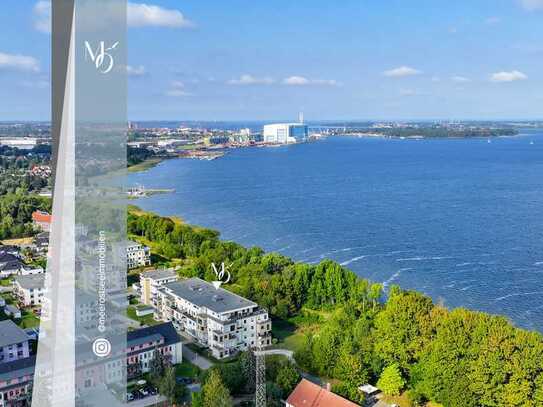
[211,262,232,290]
[84,41,119,74]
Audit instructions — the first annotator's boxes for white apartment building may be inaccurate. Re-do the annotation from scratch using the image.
[126,240,151,269]
[139,268,179,306]
[263,123,308,144]
[155,278,272,359]
[13,274,46,307]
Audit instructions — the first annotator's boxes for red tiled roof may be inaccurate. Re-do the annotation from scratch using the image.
[32,211,52,223]
[286,379,360,407]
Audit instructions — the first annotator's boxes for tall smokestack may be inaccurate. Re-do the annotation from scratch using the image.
[299,111,304,124]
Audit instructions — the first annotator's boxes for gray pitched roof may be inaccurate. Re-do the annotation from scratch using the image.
[14,273,45,290]
[0,320,29,348]
[0,355,35,382]
[164,277,256,314]
[0,252,22,265]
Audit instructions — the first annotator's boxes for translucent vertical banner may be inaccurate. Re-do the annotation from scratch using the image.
[33,1,127,406]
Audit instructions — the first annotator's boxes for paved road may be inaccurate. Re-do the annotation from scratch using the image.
[182,343,213,370]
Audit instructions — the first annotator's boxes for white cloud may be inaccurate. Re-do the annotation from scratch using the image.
[283,76,310,86]
[431,76,441,82]
[399,88,421,97]
[165,81,191,96]
[33,1,51,33]
[128,3,194,28]
[126,65,147,77]
[0,52,40,73]
[520,0,543,11]
[451,76,471,83]
[282,76,339,86]
[227,75,275,85]
[383,66,422,77]
[33,1,194,32]
[485,16,502,24]
[490,70,528,82]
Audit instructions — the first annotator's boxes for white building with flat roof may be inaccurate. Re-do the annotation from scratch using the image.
[155,277,272,359]
[263,123,308,144]
[124,240,151,269]
[139,268,179,306]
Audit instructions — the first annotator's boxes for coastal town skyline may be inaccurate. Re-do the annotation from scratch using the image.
[1,0,543,121]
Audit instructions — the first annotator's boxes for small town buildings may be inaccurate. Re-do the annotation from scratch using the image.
[13,274,45,307]
[139,268,178,306]
[0,322,182,406]
[31,210,52,232]
[0,321,31,364]
[155,277,272,359]
[286,379,360,407]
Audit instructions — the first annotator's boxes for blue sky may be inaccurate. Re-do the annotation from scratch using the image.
[1,0,542,121]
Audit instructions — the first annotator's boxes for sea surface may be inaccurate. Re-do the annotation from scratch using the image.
[128,131,543,332]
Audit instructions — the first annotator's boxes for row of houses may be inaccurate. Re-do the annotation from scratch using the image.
[0,320,182,406]
[135,269,272,360]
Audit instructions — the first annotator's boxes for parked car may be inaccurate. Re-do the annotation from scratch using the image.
[176,377,193,385]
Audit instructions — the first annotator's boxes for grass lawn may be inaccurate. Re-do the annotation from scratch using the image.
[0,278,12,287]
[272,313,323,353]
[126,305,160,327]
[271,318,296,341]
[1,237,33,245]
[281,332,307,353]
[174,360,200,378]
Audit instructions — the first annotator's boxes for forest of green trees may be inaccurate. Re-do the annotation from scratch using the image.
[0,146,52,239]
[0,193,51,239]
[128,209,543,406]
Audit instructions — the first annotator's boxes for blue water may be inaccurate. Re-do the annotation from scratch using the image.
[128,133,543,332]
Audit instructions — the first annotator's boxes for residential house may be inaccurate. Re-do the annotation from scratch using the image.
[0,322,182,406]
[0,254,23,279]
[31,211,52,232]
[0,321,31,364]
[286,379,360,407]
